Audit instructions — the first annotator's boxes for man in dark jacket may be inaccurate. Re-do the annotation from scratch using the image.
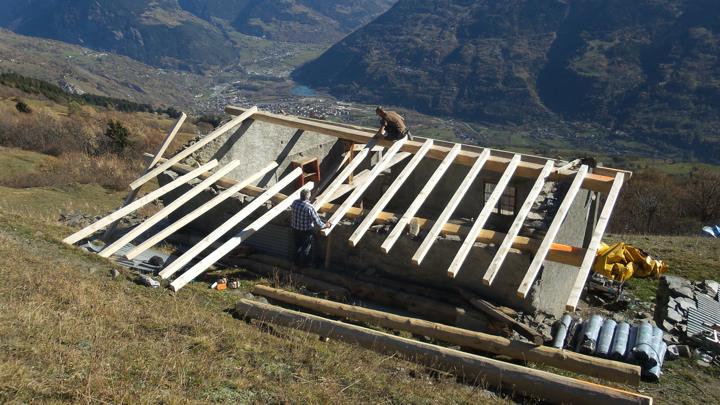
[375,106,413,141]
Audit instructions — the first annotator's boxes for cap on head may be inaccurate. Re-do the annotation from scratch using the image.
[375,106,384,115]
[300,188,311,201]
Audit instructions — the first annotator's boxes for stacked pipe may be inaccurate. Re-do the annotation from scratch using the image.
[553,315,667,381]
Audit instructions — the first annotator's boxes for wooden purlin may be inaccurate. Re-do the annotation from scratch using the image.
[225,106,621,193]
[412,149,491,266]
[170,183,315,292]
[322,138,408,236]
[483,160,555,286]
[349,139,434,247]
[382,144,462,254]
[129,106,257,190]
[566,172,625,311]
[158,168,303,280]
[517,165,590,298]
[150,157,586,266]
[447,154,521,278]
[99,160,242,258]
[63,160,219,245]
[126,162,278,260]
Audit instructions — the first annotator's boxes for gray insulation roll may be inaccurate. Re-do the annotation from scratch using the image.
[552,314,573,349]
[633,321,655,364]
[610,322,630,360]
[578,314,604,354]
[595,319,617,356]
[625,325,638,362]
[643,341,668,382]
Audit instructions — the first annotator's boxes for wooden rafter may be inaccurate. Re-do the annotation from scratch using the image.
[447,154,521,278]
[322,151,411,204]
[99,160,242,258]
[129,106,257,190]
[314,139,379,208]
[412,149,491,266]
[225,106,621,193]
[566,172,625,311]
[381,144,462,254]
[125,162,278,260]
[170,182,315,291]
[483,160,555,286]
[150,156,587,266]
[322,138,408,236]
[63,160,219,245]
[349,139,433,247]
[158,167,302,280]
[517,165,589,298]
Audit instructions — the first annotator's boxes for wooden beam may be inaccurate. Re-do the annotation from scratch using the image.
[158,167,302,280]
[225,106,620,193]
[103,112,187,240]
[99,160,242,258]
[382,144,462,254]
[566,173,625,311]
[252,285,641,385]
[447,154,521,278]
[170,183,314,291]
[322,152,410,205]
[236,299,652,405]
[125,162,278,260]
[322,138,408,236]
[349,139,433,247]
[517,165,589,298]
[62,160,218,245]
[412,149,491,266]
[129,106,257,190]
[314,140,379,208]
[151,157,587,266]
[484,161,554,286]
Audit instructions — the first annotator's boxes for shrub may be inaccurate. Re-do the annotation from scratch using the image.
[103,120,134,154]
[15,100,32,114]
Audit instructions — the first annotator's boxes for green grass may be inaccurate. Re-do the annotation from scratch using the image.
[0,146,53,181]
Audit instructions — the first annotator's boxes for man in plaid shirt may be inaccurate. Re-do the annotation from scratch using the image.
[291,188,331,268]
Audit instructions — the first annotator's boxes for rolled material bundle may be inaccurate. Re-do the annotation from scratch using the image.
[643,341,668,382]
[577,315,604,354]
[610,322,631,360]
[595,319,617,357]
[552,314,574,349]
[632,321,655,365]
[625,326,638,362]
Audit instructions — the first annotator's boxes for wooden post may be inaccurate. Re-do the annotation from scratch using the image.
[236,299,652,405]
[314,140,380,208]
[129,106,257,190]
[251,285,641,385]
[63,160,219,245]
[103,112,187,241]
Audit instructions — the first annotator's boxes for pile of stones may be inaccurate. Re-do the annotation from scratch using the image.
[655,275,719,344]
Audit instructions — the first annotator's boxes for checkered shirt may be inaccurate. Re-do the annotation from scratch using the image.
[291,199,325,231]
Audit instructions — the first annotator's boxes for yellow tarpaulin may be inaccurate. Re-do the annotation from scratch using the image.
[593,242,668,282]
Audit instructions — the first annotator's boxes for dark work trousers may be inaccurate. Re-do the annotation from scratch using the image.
[292,228,315,268]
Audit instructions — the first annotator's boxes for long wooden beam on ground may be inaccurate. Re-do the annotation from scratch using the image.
[412,149,491,266]
[158,167,302,280]
[225,106,620,193]
[103,112,188,241]
[149,157,586,266]
[349,139,433,247]
[63,160,219,245]
[517,165,590,298]
[99,160,242,258]
[129,106,257,191]
[322,138,408,236]
[170,183,314,291]
[447,154,521,278]
[125,162,278,260]
[251,285,641,385]
[566,172,625,311]
[483,161,555,286]
[314,139,379,208]
[381,144,462,254]
[236,299,652,405]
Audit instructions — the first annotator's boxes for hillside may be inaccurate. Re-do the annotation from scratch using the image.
[293,0,720,161]
[0,0,396,69]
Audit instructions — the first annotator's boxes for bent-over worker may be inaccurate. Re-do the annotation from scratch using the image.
[375,106,413,141]
[290,188,331,269]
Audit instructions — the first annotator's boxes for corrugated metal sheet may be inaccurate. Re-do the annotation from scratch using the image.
[243,223,292,258]
[687,293,720,337]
